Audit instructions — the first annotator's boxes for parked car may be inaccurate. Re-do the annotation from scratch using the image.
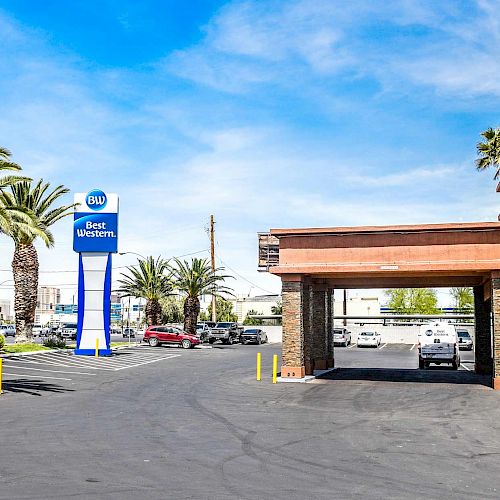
[357,331,381,348]
[208,322,243,345]
[143,325,201,349]
[33,324,50,338]
[333,328,351,347]
[418,322,460,370]
[457,330,474,351]
[0,324,15,337]
[196,323,212,342]
[58,322,78,341]
[122,328,136,338]
[240,328,268,345]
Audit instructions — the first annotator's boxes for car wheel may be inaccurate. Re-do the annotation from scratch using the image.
[227,337,233,345]
[241,339,246,345]
[181,339,192,349]
[209,338,215,344]
[418,358,424,369]
[149,337,159,347]
[452,359,459,370]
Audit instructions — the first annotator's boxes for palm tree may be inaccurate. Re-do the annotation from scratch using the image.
[0,180,75,343]
[117,256,173,326]
[169,257,233,335]
[0,147,31,234]
[476,127,500,179]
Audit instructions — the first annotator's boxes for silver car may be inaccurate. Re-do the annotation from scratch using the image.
[333,328,351,347]
[457,330,473,350]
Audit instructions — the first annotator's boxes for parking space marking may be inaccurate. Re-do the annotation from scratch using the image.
[114,354,180,370]
[5,350,182,373]
[1,365,96,376]
[410,344,416,350]
[3,372,72,381]
[460,363,471,371]
[379,343,387,349]
[347,343,357,349]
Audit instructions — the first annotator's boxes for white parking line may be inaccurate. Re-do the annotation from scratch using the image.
[379,343,387,349]
[347,343,357,349]
[3,372,72,381]
[410,344,416,351]
[12,356,116,371]
[3,365,95,376]
[460,363,471,371]
[114,354,180,371]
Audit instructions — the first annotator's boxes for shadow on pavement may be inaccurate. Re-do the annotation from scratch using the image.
[2,379,75,396]
[318,367,491,388]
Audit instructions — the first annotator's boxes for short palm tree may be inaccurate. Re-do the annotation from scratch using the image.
[476,127,500,179]
[117,256,173,326]
[170,257,233,335]
[0,180,76,342]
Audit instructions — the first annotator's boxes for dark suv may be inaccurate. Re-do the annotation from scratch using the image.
[208,322,242,345]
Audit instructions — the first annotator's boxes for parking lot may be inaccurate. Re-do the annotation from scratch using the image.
[2,341,500,500]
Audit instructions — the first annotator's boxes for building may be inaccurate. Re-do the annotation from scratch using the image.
[231,294,281,323]
[35,286,61,324]
[333,295,380,323]
[0,299,12,322]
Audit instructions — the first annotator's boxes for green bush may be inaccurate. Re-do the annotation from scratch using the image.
[43,336,66,349]
[0,333,4,350]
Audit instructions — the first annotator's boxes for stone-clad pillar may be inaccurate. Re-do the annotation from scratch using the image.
[326,288,334,368]
[474,284,493,376]
[492,276,500,389]
[311,282,328,372]
[281,278,306,378]
[303,281,313,375]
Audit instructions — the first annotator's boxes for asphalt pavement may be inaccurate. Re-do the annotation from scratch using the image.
[1,342,500,500]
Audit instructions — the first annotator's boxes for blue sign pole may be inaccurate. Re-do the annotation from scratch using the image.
[73,190,119,356]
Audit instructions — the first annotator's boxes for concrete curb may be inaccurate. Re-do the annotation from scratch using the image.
[277,367,337,383]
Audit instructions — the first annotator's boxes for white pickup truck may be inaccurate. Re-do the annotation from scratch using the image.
[418,322,460,370]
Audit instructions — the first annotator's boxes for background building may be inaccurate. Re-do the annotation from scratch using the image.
[0,299,12,322]
[35,286,61,324]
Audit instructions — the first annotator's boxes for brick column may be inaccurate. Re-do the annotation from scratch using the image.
[492,277,500,389]
[281,279,306,378]
[474,284,493,376]
[326,288,334,368]
[311,282,328,371]
[303,282,313,375]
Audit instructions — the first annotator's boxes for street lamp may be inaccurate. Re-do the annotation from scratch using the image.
[119,251,147,260]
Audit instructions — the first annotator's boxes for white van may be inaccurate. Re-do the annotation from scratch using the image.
[418,322,460,370]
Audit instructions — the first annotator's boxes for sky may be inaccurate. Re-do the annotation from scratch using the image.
[0,0,499,306]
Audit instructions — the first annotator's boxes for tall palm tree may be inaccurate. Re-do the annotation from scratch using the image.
[0,147,31,234]
[0,180,75,343]
[170,257,233,335]
[117,256,173,326]
[476,127,500,179]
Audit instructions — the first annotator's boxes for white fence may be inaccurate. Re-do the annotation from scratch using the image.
[258,324,475,345]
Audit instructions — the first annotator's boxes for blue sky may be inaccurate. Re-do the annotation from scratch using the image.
[0,0,499,303]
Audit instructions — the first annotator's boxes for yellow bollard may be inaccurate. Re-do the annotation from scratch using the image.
[256,352,261,381]
[95,338,99,358]
[0,358,2,394]
[272,354,278,384]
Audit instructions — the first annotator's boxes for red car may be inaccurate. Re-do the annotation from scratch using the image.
[143,325,200,349]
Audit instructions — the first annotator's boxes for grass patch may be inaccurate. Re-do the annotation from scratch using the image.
[2,343,51,354]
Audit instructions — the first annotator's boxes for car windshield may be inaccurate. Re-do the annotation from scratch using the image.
[457,331,471,338]
[216,323,232,328]
[196,324,204,329]
[63,324,77,329]
[244,329,259,334]
[360,332,375,336]
[333,330,344,334]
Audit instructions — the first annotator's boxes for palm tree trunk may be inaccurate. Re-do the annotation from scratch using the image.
[183,296,200,335]
[12,243,38,343]
[145,298,162,326]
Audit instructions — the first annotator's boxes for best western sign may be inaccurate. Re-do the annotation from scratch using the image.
[73,189,119,253]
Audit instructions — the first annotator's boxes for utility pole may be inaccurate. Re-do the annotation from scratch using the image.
[210,215,217,323]
[343,289,347,326]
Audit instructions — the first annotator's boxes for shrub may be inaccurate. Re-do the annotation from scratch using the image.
[0,333,4,350]
[43,336,67,349]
